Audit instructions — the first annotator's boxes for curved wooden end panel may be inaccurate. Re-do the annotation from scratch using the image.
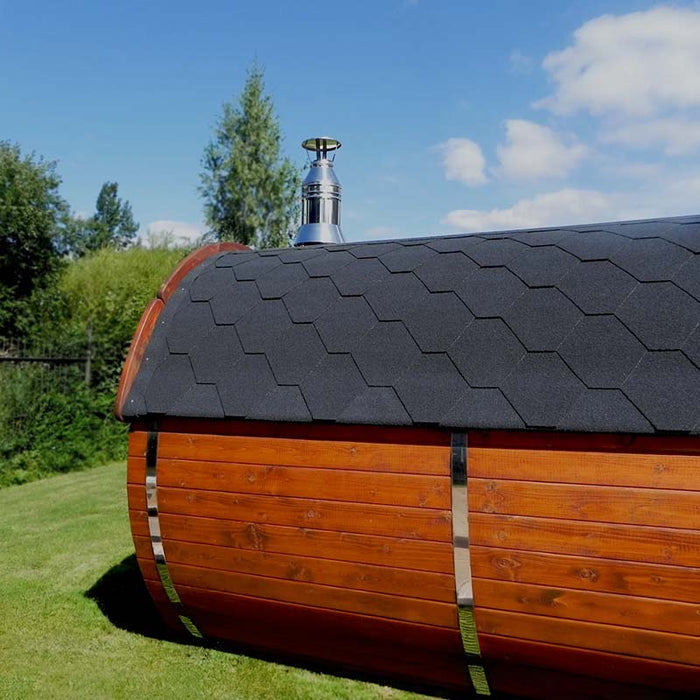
[158,241,249,302]
[114,298,164,420]
[114,242,249,421]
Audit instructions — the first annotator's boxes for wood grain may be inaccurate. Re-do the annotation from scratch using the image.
[140,559,457,627]
[470,513,700,567]
[145,579,468,692]
[480,634,700,692]
[133,535,454,602]
[469,478,700,528]
[472,579,700,635]
[127,456,450,509]
[128,431,450,475]
[127,482,451,542]
[469,447,700,490]
[471,546,700,603]
[475,608,700,665]
[129,510,454,573]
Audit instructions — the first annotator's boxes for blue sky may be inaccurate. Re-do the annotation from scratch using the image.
[3,1,700,244]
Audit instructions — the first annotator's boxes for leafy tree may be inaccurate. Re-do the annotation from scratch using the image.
[0,142,66,337]
[62,182,139,256]
[200,63,301,248]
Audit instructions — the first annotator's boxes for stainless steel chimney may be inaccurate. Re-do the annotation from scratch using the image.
[294,137,345,246]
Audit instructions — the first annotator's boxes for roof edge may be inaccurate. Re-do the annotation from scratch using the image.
[114,241,249,420]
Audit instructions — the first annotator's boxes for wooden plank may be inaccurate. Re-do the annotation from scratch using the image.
[127,483,451,542]
[144,560,457,627]
[129,510,454,574]
[128,431,450,475]
[470,513,700,567]
[127,456,450,509]
[480,634,700,693]
[475,608,700,666]
[131,419,450,447]
[487,660,680,700]
[469,430,700,456]
[469,478,700,529]
[471,546,700,604]
[469,447,700,490]
[472,579,700,636]
[143,581,468,693]
[133,535,454,602]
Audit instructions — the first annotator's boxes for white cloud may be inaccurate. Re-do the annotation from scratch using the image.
[141,220,207,248]
[437,137,489,186]
[363,225,403,240]
[442,188,628,232]
[601,117,700,155]
[496,119,587,180]
[509,49,535,75]
[537,6,700,117]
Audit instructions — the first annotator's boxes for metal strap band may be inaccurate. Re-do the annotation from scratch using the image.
[146,428,203,638]
[451,433,491,696]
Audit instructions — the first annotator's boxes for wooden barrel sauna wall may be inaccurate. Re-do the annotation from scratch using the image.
[126,419,700,698]
[117,216,700,697]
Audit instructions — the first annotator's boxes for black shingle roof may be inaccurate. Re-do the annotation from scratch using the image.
[121,215,700,434]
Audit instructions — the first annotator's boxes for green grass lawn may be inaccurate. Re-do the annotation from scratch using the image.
[0,463,437,700]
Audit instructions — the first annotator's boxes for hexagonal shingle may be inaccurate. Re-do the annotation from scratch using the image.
[673,255,700,302]
[352,322,422,386]
[395,355,469,424]
[233,255,283,281]
[348,241,401,259]
[617,282,700,350]
[403,292,473,352]
[660,222,700,253]
[610,237,692,281]
[414,252,476,292]
[215,250,257,267]
[299,354,367,420]
[338,387,410,425]
[441,387,525,430]
[467,238,528,267]
[235,299,291,353]
[507,246,579,287]
[315,296,378,352]
[255,263,308,299]
[426,235,486,254]
[166,301,215,354]
[558,316,646,388]
[189,325,244,384]
[364,273,430,321]
[560,390,653,433]
[190,265,234,302]
[217,355,278,418]
[379,245,438,272]
[282,277,340,323]
[623,352,700,432]
[455,267,527,318]
[247,385,311,422]
[502,353,585,428]
[449,318,526,387]
[266,324,327,385]
[555,230,626,260]
[144,354,197,414]
[302,250,354,277]
[169,384,225,419]
[331,257,392,296]
[684,326,700,369]
[209,280,262,325]
[559,260,638,314]
[503,288,582,352]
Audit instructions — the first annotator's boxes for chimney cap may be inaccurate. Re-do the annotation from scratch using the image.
[301,137,342,160]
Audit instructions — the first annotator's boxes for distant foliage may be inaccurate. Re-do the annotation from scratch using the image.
[200,63,301,248]
[0,141,67,336]
[60,181,139,257]
[0,246,187,487]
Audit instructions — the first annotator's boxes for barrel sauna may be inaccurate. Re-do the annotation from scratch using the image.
[116,216,700,698]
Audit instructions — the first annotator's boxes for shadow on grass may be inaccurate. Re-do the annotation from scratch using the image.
[85,554,178,642]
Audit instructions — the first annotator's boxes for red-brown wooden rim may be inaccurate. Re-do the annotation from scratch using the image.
[114,242,248,420]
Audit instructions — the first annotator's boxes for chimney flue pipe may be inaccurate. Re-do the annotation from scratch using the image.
[294,137,344,246]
